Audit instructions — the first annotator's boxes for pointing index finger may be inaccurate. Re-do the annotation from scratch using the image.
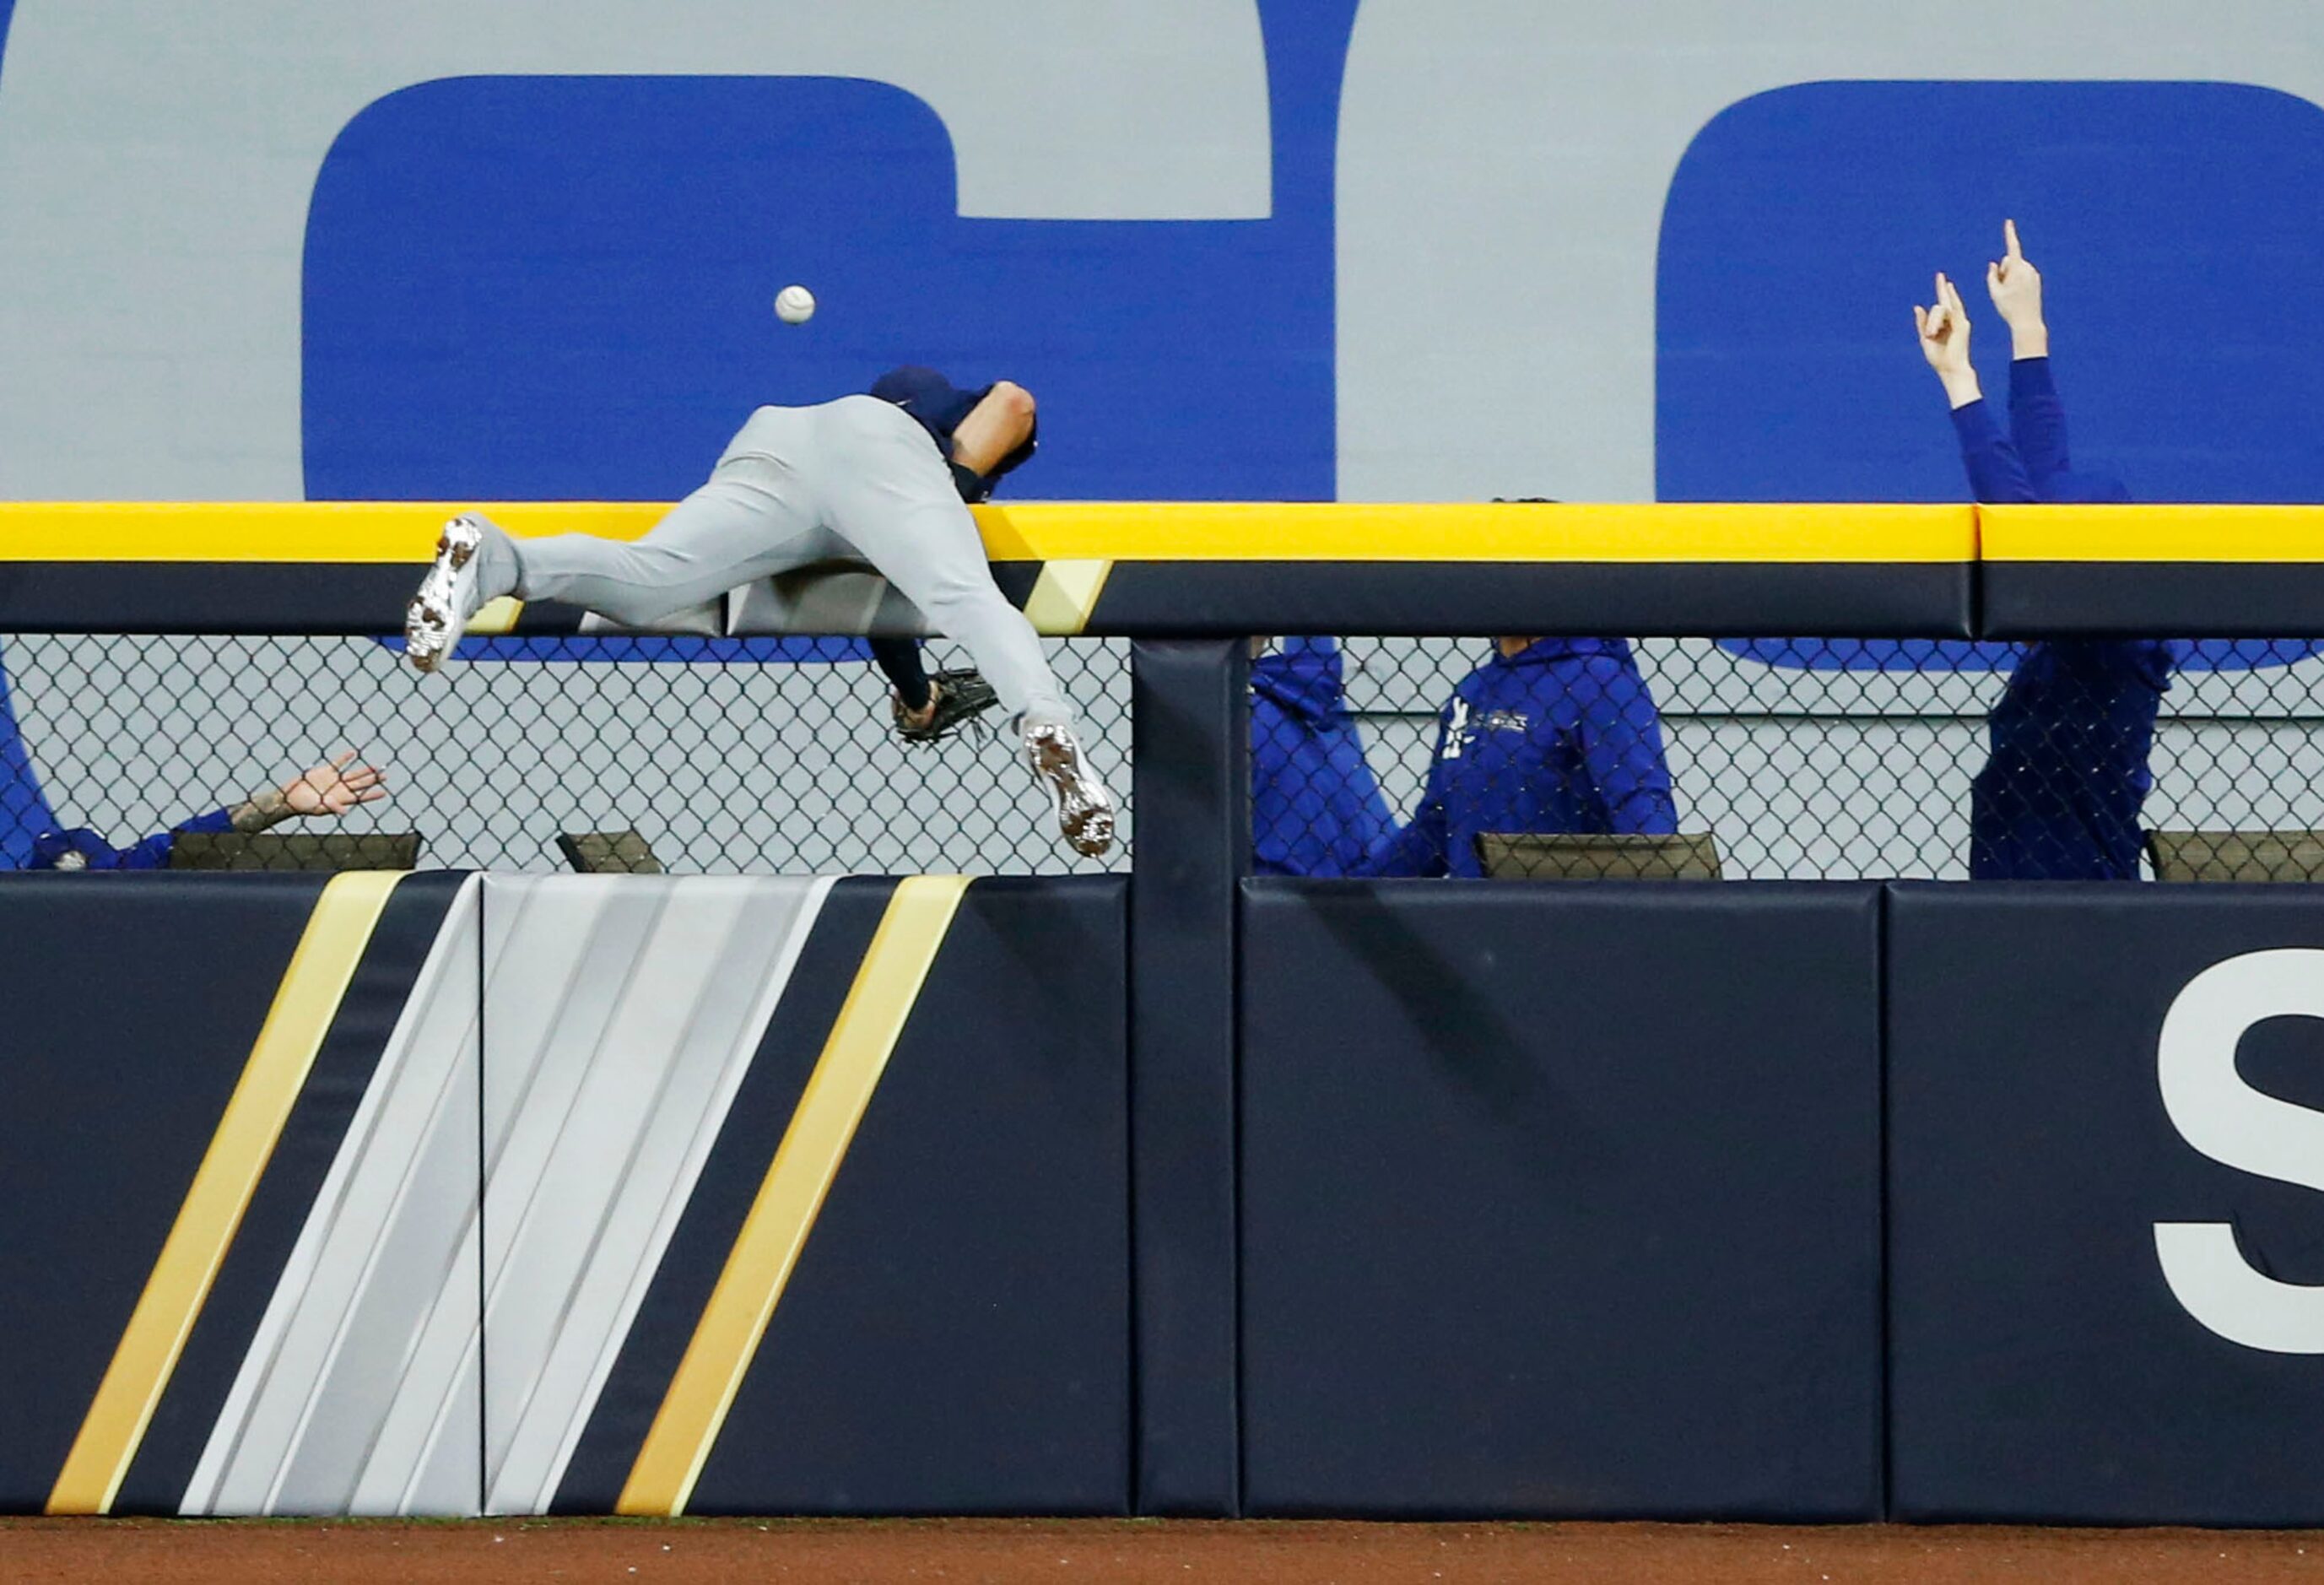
[2004,218,2023,261]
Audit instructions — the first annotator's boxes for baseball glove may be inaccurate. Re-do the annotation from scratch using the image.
[895,668,1001,746]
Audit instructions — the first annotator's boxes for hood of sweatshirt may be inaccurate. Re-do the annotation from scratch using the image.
[1483,636,1633,673]
[0,646,60,870]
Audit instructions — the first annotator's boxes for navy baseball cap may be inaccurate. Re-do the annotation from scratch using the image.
[868,365,982,439]
[869,365,1039,485]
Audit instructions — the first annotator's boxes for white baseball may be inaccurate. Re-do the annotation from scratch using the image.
[774,284,816,325]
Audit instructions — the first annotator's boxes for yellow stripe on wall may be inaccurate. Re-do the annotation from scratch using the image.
[46,870,404,1515]
[1022,558,1114,634]
[0,500,1979,565]
[466,596,524,636]
[615,874,972,1517]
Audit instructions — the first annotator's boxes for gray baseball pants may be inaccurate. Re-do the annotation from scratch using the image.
[481,395,1073,726]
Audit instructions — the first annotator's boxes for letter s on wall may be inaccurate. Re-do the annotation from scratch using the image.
[2155,947,2324,1353]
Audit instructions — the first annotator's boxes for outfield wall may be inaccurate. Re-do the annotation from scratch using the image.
[0,873,1129,1518]
[8,869,2324,1523]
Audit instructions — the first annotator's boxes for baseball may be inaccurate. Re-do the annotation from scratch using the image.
[774,284,816,325]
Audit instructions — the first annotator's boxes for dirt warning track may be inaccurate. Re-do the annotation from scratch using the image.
[5,1518,2323,1584]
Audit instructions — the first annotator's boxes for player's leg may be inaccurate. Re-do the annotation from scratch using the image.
[816,404,1069,720]
[514,454,836,623]
[403,460,830,672]
[816,398,1114,853]
[848,500,1072,727]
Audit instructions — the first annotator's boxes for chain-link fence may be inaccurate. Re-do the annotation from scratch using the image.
[0,634,1131,874]
[1257,636,2324,881]
[8,631,2324,881]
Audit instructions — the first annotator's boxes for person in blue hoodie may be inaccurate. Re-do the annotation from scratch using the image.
[0,647,61,870]
[1354,636,1678,878]
[0,638,390,870]
[1250,636,1392,876]
[1915,223,2176,879]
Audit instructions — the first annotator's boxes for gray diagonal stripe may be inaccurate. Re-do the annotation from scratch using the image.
[181,875,487,1517]
[179,876,837,1517]
[481,876,832,1514]
[352,875,662,1513]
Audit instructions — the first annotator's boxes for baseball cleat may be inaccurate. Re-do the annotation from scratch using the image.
[1024,720,1116,858]
[403,513,485,675]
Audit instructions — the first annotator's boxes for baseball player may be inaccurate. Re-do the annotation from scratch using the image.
[404,367,1112,857]
[1915,222,2177,879]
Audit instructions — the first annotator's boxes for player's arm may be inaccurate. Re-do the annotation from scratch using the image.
[1341,733,1396,857]
[947,381,1037,498]
[30,755,386,870]
[1916,272,1983,410]
[869,636,933,717]
[1918,273,2039,504]
[898,381,1030,734]
[1352,798,1446,878]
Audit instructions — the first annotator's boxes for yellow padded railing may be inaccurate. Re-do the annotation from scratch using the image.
[1,500,2320,564]
[1975,504,2324,561]
[0,501,1974,563]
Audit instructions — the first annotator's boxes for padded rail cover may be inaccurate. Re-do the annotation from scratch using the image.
[0,873,1127,1518]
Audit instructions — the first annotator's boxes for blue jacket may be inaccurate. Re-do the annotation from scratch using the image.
[1356,638,1678,879]
[0,645,61,869]
[1251,638,1392,877]
[1951,358,2175,879]
[30,807,236,871]
[1969,640,2174,880]
[1,638,233,871]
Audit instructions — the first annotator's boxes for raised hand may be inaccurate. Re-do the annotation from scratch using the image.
[1914,272,1984,409]
[1985,219,2048,357]
[279,751,389,819]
